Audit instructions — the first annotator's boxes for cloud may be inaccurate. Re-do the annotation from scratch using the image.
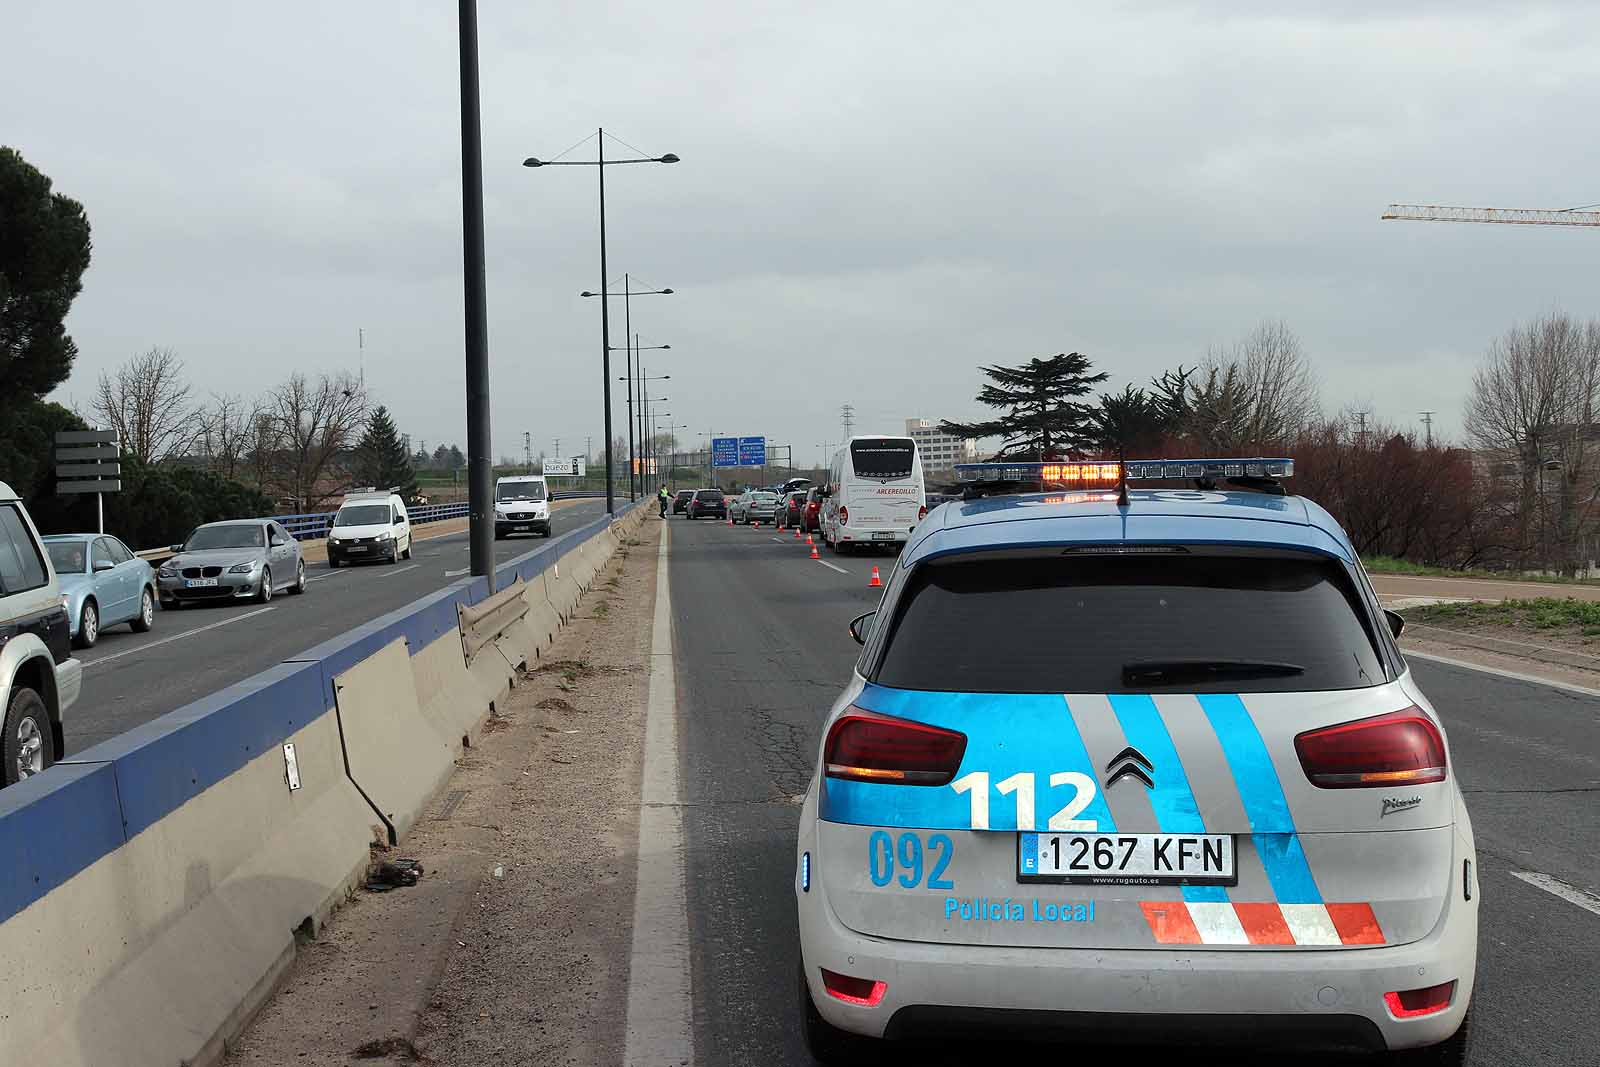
[8,0,1599,460]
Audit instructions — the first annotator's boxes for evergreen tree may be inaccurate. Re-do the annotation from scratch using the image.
[942,352,1109,459]
[1,147,93,501]
[354,406,418,500]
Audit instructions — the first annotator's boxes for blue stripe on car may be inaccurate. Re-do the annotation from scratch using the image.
[819,684,1114,832]
[1198,693,1322,905]
[1106,694,1228,904]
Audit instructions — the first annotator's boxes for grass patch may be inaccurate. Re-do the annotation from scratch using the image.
[1401,597,1600,631]
[1363,556,1600,586]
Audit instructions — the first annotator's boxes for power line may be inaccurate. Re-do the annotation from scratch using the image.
[1419,411,1435,447]
[840,403,855,440]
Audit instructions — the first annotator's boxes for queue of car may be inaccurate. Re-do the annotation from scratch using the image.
[792,456,1477,1065]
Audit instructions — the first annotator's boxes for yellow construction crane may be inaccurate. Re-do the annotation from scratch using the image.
[1382,203,1600,227]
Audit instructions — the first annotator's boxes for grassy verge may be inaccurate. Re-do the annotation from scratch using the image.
[1400,597,1600,636]
[1362,555,1600,586]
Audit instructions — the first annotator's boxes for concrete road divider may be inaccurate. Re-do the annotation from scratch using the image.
[0,503,646,1066]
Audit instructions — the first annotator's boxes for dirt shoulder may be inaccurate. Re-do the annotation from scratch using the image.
[226,518,662,1066]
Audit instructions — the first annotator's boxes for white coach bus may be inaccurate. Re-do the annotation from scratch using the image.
[820,435,927,554]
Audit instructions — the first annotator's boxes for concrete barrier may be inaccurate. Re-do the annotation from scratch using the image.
[0,503,646,1066]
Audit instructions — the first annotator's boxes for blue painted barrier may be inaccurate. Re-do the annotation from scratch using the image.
[0,502,639,927]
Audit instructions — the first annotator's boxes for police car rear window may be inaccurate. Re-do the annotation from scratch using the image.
[873,553,1385,694]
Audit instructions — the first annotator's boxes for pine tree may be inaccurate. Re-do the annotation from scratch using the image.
[941,352,1109,459]
[354,406,418,500]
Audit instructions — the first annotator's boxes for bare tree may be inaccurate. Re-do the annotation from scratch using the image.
[197,392,266,483]
[1465,312,1600,570]
[91,346,202,462]
[1188,321,1319,450]
[1237,319,1320,444]
[265,372,367,509]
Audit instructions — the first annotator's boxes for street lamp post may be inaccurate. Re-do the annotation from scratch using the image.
[622,370,670,488]
[582,277,672,499]
[457,0,495,588]
[524,131,679,514]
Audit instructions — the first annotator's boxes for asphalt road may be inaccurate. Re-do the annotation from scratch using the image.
[667,514,1600,1065]
[64,499,607,755]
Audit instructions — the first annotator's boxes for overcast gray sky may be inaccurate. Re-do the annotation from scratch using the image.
[9,1,1600,466]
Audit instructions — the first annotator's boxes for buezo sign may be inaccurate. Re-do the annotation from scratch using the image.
[542,457,587,477]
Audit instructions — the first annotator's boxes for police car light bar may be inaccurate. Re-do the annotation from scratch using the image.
[954,461,1121,486]
[952,458,1294,495]
[1123,458,1294,481]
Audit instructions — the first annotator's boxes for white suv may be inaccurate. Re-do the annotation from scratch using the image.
[0,481,82,786]
[327,490,412,566]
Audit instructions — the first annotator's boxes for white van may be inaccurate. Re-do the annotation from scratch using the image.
[820,435,927,554]
[494,475,551,539]
[327,490,412,566]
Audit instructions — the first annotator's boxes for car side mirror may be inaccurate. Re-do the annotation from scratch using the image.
[169,544,184,553]
[94,558,115,572]
[1384,609,1405,640]
[848,610,877,646]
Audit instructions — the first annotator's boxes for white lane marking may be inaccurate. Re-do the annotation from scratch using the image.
[624,522,692,1066]
[1281,903,1343,946]
[373,563,421,579]
[815,559,849,575]
[1186,902,1250,945]
[305,568,351,584]
[1403,649,1600,699]
[84,606,277,669]
[444,566,470,577]
[1510,870,1600,917]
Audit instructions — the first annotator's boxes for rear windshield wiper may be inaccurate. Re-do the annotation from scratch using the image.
[1121,659,1306,686]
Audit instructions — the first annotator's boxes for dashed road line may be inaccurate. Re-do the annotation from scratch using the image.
[83,606,278,669]
[372,564,421,579]
[1510,870,1600,918]
[815,559,849,575]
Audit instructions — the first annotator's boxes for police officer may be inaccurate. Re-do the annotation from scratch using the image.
[658,484,670,518]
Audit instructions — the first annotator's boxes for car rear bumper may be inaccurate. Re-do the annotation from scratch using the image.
[835,526,910,545]
[796,807,1477,1052]
[54,657,82,715]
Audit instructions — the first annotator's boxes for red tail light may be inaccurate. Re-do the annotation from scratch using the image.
[839,506,849,525]
[1295,708,1446,788]
[824,710,967,786]
[820,968,887,1007]
[917,505,927,521]
[1384,980,1455,1019]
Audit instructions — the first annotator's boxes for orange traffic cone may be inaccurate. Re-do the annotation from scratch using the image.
[753,520,760,528]
[869,566,882,588]
[806,534,815,546]
[794,526,802,540]
[810,542,820,560]
[727,514,733,526]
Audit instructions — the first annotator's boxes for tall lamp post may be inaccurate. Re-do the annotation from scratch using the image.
[632,342,671,491]
[523,131,679,514]
[622,371,671,487]
[457,0,495,588]
[582,276,672,499]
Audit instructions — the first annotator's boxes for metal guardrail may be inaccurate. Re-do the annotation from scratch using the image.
[135,501,472,562]
[273,501,471,541]
[133,491,616,561]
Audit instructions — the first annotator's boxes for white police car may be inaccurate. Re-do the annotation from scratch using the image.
[795,459,1476,1063]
